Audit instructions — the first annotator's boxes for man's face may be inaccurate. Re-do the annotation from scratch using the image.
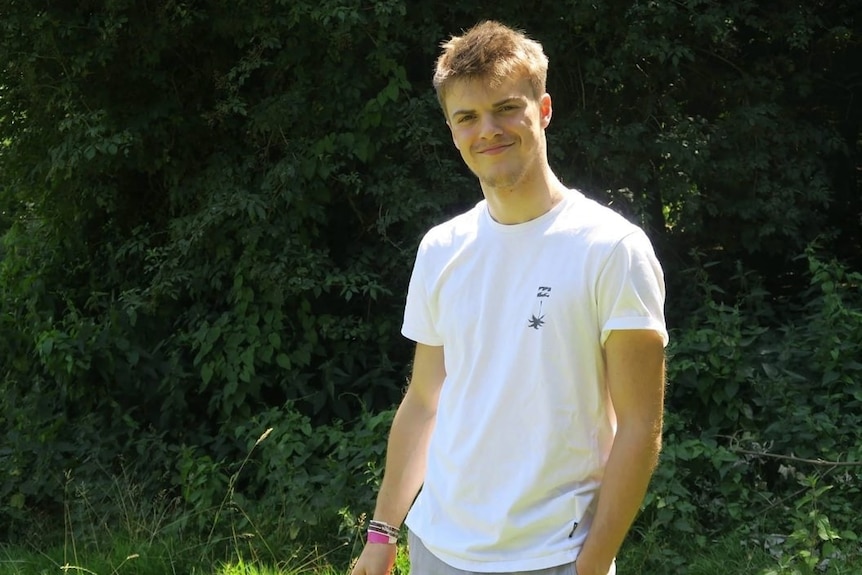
[443,75,551,191]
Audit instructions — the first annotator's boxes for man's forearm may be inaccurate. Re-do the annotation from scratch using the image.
[576,425,661,575]
[372,391,437,526]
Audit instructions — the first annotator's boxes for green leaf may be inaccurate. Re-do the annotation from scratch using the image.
[201,363,214,386]
[10,493,25,509]
[276,353,291,369]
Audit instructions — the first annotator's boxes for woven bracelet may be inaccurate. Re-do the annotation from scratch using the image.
[369,520,399,537]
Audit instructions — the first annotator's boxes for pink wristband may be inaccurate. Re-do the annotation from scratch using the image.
[367,530,396,544]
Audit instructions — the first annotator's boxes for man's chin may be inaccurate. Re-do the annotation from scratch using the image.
[478,171,524,191]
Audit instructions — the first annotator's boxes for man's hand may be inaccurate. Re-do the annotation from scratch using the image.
[350,543,398,575]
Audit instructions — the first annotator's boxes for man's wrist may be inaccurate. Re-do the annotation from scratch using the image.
[367,519,400,545]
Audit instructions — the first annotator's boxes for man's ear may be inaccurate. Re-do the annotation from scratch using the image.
[540,93,553,128]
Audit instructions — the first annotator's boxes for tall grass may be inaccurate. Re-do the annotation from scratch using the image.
[1,425,858,575]
[0,427,355,575]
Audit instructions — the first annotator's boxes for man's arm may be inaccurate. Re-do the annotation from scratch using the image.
[350,343,446,575]
[576,329,666,575]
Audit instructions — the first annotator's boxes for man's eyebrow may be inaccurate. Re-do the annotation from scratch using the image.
[450,108,475,118]
[492,97,523,107]
[450,98,523,118]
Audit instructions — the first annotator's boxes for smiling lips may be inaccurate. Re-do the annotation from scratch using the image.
[475,141,514,155]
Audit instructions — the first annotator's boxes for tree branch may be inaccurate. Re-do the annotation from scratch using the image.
[729,447,862,467]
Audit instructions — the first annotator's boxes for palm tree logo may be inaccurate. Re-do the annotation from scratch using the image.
[529,287,552,330]
[528,310,545,330]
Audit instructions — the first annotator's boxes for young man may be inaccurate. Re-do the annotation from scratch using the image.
[350,20,667,575]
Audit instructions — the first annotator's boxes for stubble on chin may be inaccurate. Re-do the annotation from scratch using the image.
[480,173,520,193]
[476,157,535,193]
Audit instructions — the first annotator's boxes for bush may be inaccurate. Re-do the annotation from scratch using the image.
[1,0,859,555]
[640,249,862,567]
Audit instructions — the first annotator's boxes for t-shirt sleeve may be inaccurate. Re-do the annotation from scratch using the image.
[401,242,444,346]
[597,229,668,347]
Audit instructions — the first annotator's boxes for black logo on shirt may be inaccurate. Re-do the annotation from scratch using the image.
[529,286,552,330]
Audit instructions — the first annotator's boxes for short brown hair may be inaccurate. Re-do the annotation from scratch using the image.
[433,21,549,109]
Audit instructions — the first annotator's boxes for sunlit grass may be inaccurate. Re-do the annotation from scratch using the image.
[0,541,355,575]
[3,532,861,575]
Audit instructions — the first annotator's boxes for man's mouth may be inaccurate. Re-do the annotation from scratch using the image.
[476,142,513,155]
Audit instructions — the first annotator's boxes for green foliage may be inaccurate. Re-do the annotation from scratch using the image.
[228,406,394,542]
[0,0,860,561]
[759,474,859,575]
[0,408,393,572]
[0,0,451,531]
[640,251,862,567]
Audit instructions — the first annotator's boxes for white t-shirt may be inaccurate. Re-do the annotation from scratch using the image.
[401,189,667,572]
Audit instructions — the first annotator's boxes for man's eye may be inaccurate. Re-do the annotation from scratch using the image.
[457,115,475,123]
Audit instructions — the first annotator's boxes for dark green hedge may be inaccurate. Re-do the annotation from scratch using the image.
[1,0,860,548]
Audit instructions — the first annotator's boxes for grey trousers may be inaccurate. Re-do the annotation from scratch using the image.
[408,531,617,575]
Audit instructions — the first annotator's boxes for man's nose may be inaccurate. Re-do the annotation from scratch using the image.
[478,114,502,139]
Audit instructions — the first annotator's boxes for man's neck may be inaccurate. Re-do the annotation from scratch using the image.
[483,171,567,225]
